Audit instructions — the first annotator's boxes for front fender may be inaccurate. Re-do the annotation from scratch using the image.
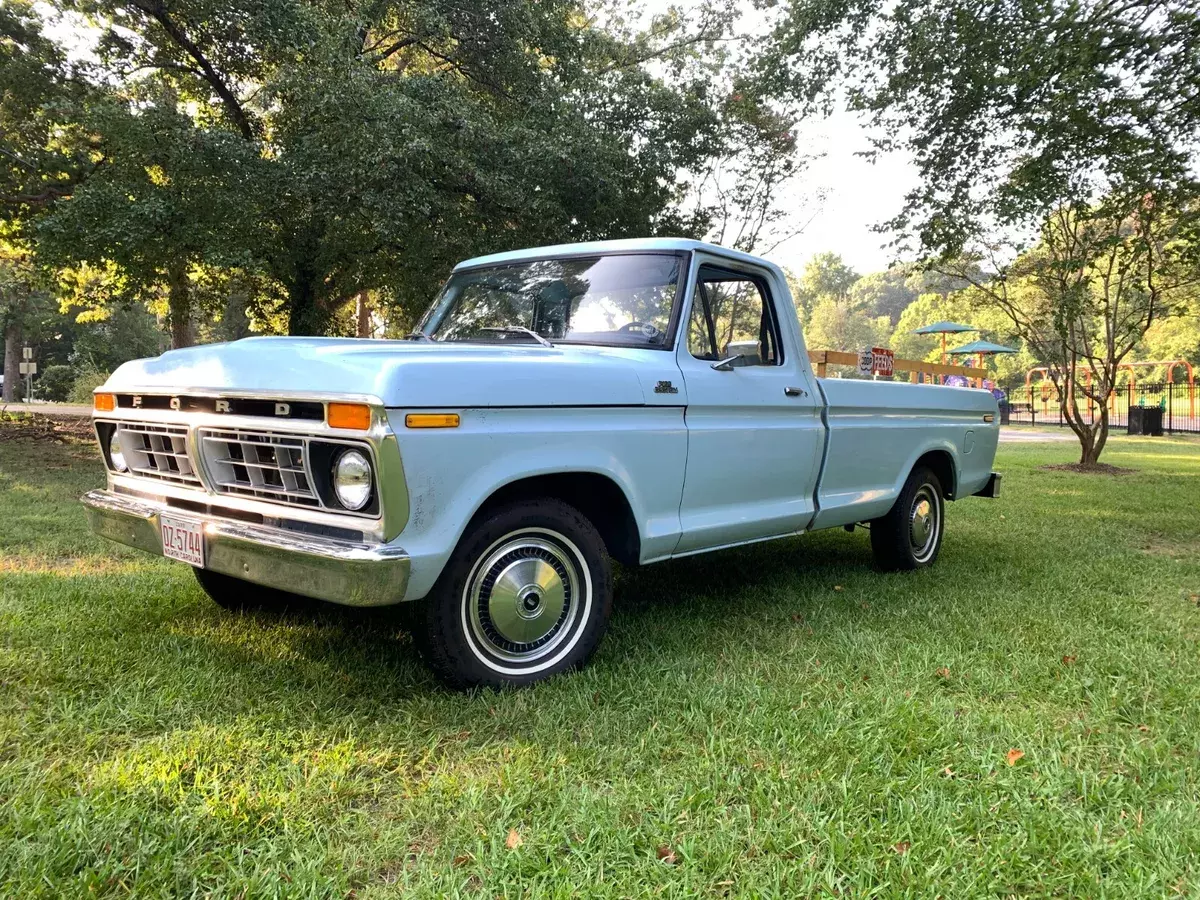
[385,406,687,600]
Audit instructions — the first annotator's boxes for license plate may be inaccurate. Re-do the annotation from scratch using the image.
[161,514,205,567]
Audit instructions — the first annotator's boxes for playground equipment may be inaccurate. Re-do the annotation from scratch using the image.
[1023,359,1195,419]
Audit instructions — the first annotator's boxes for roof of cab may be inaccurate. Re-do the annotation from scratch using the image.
[453,238,781,275]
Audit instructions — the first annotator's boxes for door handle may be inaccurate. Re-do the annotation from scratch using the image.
[784,386,807,398]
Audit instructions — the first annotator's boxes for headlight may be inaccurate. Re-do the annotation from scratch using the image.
[108,430,128,472]
[332,449,372,510]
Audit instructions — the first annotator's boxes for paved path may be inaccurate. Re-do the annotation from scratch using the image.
[999,427,1075,443]
[1,402,93,418]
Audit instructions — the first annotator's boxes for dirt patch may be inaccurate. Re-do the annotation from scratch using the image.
[1139,535,1200,560]
[0,412,94,443]
[1038,462,1136,475]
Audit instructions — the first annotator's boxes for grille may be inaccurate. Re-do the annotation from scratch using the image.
[115,422,202,487]
[198,428,320,507]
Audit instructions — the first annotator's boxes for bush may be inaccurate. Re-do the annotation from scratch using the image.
[69,364,111,405]
[38,365,74,402]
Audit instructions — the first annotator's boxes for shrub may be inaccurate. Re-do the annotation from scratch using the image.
[69,364,111,405]
[38,365,74,402]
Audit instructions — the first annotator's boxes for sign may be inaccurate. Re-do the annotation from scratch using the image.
[22,346,33,360]
[857,347,895,377]
[18,362,36,376]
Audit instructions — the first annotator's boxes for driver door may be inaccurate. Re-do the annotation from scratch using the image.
[673,262,824,554]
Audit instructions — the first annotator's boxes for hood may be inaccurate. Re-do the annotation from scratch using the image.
[104,337,685,408]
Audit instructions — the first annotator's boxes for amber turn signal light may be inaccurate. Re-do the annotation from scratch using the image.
[94,393,115,412]
[327,402,372,430]
[405,413,460,429]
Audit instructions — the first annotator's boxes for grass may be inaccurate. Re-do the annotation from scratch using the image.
[2,428,1200,898]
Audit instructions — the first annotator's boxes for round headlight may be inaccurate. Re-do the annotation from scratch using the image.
[332,449,372,510]
[108,430,127,472]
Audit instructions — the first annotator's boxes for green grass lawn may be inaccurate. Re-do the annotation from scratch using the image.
[2,430,1199,898]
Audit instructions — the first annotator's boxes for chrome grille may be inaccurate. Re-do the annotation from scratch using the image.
[198,428,319,507]
[115,422,202,487]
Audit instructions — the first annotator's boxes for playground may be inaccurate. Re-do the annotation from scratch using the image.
[1010,360,1198,434]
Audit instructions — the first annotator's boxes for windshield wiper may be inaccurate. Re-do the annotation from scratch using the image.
[480,326,553,348]
[403,331,434,342]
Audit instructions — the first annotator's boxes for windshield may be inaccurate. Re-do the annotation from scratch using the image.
[419,254,682,347]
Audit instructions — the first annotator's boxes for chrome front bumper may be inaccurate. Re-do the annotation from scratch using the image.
[82,490,410,606]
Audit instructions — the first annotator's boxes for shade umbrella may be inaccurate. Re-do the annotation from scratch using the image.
[912,321,978,382]
[948,339,1019,387]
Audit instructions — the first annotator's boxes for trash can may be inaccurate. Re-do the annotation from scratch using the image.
[997,399,1011,425]
[1128,405,1164,436]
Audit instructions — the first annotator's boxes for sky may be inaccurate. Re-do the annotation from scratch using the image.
[760,109,918,276]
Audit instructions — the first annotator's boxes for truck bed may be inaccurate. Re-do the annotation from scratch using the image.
[810,379,1000,529]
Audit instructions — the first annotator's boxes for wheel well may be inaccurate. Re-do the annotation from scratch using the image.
[915,450,957,500]
[471,473,641,565]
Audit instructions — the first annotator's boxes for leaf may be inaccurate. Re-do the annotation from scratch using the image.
[833,585,844,592]
[505,829,523,850]
[892,841,911,854]
[941,766,955,778]
[935,667,950,679]
[1006,748,1024,766]
[656,846,678,865]
[1061,655,1077,665]
[452,853,473,866]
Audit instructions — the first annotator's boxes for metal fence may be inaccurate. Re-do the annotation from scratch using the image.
[1004,381,1200,434]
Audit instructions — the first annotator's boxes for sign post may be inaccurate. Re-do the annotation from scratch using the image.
[20,347,35,401]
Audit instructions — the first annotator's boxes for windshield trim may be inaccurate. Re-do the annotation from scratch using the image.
[419,249,692,352]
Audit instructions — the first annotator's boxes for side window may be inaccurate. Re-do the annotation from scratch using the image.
[687,271,780,365]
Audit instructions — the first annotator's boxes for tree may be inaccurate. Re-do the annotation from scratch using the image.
[0,2,96,215]
[0,244,57,401]
[805,296,889,355]
[761,0,1200,464]
[847,267,917,324]
[40,0,743,337]
[801,252,858,302]
[940,200,1200,461]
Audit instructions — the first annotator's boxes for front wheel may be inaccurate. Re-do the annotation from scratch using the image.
[410,498,613,689]
[869,466,945,571]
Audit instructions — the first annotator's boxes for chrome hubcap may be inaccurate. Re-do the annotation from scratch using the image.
[908,485,940,562]
[467,534,581,663]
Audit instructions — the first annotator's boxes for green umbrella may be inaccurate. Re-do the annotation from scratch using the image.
[912,321,978,381]
[948,340,1019,355]
[911,321,977,335]
[949,340,1019,386]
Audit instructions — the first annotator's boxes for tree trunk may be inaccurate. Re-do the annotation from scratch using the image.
[3,322,21,402]
[356,291,371,338]
[166,262,194,349]
[287,278,329,336]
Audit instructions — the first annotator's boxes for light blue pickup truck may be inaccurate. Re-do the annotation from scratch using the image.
[84,238,1000,687]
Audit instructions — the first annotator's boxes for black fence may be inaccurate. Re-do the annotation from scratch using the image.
[1003,381,1200,434]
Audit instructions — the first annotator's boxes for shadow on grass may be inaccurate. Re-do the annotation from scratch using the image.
[155,530,885,696]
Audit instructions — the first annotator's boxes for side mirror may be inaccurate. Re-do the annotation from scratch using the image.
[711,340,761,371]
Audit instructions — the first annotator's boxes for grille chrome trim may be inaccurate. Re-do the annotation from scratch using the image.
[198,429,320,507]
[114,422,202,487]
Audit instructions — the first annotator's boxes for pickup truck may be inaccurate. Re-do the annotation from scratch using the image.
[84,238,1001,688]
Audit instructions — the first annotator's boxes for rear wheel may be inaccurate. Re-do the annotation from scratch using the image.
[410,498,613,689]
[193,568,309,613]
[869,466,945,571]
